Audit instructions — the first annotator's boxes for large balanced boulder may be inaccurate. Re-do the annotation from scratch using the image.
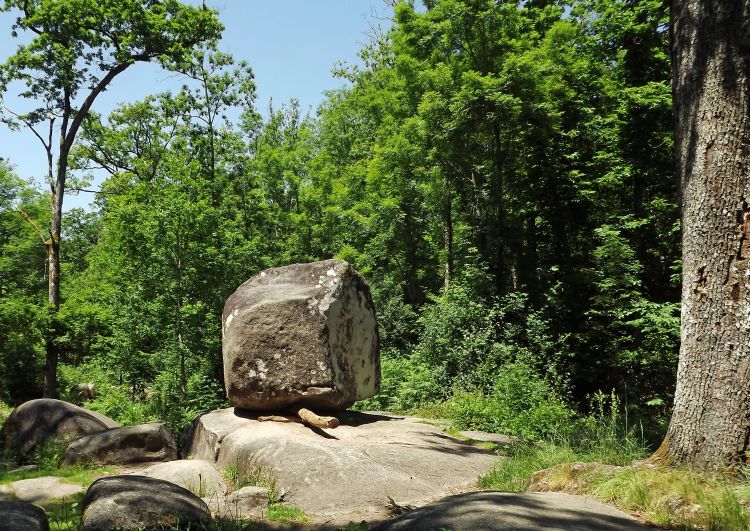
[81,475,210,530]
[63,422,177,466]
[222,259,380,410]
[183,408,498,517]
[0,399,119,458]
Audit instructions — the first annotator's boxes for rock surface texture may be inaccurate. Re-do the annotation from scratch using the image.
[63,422,177,466]
[183,408,497,516]
[142,459,227,498]
[81,475,210,530]
[202,486,269,520]
[0,399,119,458]
[0,501,50,531]
[2,476,84,504]
[222,259,380,410]
[373,491,650,531]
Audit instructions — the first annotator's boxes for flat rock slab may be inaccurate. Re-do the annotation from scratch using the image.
[202,486,269,520]
[184,408,498,516]
[374,491,650,531]
[4,476,84,504]
[459,430,515,446]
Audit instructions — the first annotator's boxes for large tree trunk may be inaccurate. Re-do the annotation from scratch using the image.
[656,0,750,468]
[44,182,63,398]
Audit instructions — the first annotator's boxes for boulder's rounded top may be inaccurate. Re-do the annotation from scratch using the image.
[1,398,120,458]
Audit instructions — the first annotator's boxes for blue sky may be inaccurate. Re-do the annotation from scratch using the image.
[0,1,393,210]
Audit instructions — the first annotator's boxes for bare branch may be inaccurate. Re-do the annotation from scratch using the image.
[15,207,49,245]
[67,187,121,196]
[3,106,51,151]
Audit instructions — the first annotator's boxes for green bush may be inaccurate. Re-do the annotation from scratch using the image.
[0,400,11,431]
[59,362,156,426]
[443,363,574,441]
[354,352,446,412]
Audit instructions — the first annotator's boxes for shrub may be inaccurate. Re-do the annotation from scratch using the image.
[443,362,574,441]
[354,352,445,413]
[0,400,11,431]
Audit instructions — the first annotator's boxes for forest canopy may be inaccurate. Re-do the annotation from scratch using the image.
[0,0,678,442]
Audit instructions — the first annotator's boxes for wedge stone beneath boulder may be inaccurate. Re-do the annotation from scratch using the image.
[184,408,498,516]
[0,399,119,458]
[222,259,380,410]
[373,491,651,531]
[81,475,210,530]
[63,422,177,466]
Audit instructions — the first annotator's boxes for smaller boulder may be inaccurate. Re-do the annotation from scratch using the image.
[0,501,50,531]
[63,423,177,466]
[82,475,210,530]
[74,383,97,401]
[142,460,227,498]
[202,486,269,520]
[0,399,119,459]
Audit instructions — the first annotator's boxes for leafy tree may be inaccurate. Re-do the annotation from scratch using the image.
[0,0,222,396]
[0,164,48,402]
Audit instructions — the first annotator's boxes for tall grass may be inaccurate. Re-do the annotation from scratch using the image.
[479,392,750,530]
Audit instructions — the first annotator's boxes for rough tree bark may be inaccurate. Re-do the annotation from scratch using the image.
[656,0,750,468]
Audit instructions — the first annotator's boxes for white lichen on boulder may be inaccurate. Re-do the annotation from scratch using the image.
[222,259,380,410]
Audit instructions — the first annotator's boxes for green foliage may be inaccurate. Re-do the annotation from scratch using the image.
[0,0,680,471]
[0,400,10,430]
[0,165,48,403]
[478,442,578,492]
[267,503,310,524]
[45,493,84,531]
[443,364,573,441]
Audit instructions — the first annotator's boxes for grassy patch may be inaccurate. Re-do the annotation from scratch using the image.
[481,439,750,530]
[0,462,114,486]
[225,461,280,503]
[479,442,577,492]
[267,502,309,524]
[442,426,504,452]
[45,493,84,531]
[592,466,750,530]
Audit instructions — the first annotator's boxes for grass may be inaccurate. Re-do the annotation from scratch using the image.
[0,440,114,487]
[225,460,281,503]
[45,494,84,531]
[479,434,750,530]
[478,441,578,491]
[592,466,750,530]
[267,502,309,524]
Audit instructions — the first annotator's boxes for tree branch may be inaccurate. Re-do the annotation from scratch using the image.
[3,106,50,151]
[64,53,156,150]
[67,187,120,196]
[15,207,49,245]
